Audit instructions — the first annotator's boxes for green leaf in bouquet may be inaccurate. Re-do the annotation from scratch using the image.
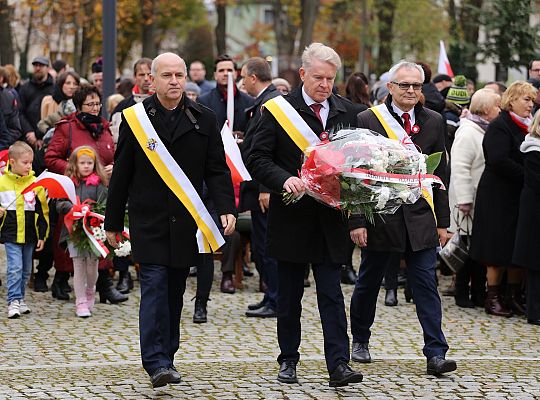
[340,181,350,190]
[426,152,442,174]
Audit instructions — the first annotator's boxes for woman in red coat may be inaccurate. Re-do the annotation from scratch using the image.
[45,84,114,176]
[45,85,126,304]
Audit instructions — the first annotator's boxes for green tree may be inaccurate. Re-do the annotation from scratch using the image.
[482,0,539,80]
[448,0,483,82]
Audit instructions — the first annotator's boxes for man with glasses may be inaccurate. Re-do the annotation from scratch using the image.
[348,60,456,377]
[529,58,540,80]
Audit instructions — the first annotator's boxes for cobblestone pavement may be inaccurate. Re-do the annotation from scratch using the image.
[1,251,539,399]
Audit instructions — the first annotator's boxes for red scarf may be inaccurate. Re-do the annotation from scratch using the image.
[509,112,530,134]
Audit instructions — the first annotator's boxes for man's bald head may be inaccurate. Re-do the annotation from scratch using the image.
[150,52,187,108]
[151,52,187,76]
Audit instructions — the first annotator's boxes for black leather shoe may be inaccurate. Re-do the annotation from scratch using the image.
[404,285,413,303]
[116,271,133,294]
[193,297,208,323]
[384,289,398,306]
[277,360,298,383]
[34,276,48,292]
[150,367,175,388]
[427,356,457,376]
[246,305,277,318]
[169,366,181,384]
[51,277,69,300]
[329,363,363,387]
[97,271,128,304]
[528,319,540,325]
[243,262,254,277]
[455,296,475,308]
[248,299,266,310]
[351,342,371,363]
[340,265,357,285]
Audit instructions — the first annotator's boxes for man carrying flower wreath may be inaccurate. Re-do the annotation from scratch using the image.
[348,60,456,376]
[247,42,363,387]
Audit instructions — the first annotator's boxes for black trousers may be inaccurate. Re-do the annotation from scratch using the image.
[350,246,449,359]
[277,260,350,373]
[527,269,540,321]
[196,254,214,299]
[139,263,189,376]
[251,208,278,308]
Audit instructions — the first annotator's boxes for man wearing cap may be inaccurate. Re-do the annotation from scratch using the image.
[18,56,54,158]
[432,74,453,97]
[444,75,470,149]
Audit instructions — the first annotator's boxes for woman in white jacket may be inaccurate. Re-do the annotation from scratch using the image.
[449,88,501,308]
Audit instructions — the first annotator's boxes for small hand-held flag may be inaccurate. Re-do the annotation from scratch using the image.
[22,171,77,204]
[0,150,9,175]
[438,40,454,78]
[221,122,252,184]
[227,71,235,130]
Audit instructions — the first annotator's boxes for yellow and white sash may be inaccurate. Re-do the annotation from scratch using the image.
[263,95,321,152]
[370,104,437,219]
[123,102,225,253]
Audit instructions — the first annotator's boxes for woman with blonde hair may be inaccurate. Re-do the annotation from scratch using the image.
[513,111,540,325]
[470,81,537,317]
[449,88,501,308]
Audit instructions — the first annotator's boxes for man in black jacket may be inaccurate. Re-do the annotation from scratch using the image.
[349,60,456,377]
[198,54,254,136]
[247,43,363,387]
[18,56,54,151]
[239,57,280,318]
[105,52,236,389]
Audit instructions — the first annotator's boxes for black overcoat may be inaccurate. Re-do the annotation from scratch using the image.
[513,150,540,271]
[348,95,450,252]
[246,87,358,264]
[470,111,525,268]
[104,94,236,269]
[238,83,280,212]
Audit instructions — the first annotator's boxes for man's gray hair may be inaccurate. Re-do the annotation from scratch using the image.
[301,43,342,70]
[151,52,187,76]
[387,60,425,83]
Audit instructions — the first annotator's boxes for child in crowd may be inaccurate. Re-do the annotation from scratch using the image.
[0,141,49,319]
[56,146,107,318]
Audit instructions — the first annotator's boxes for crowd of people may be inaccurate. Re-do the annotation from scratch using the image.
[0,45,539,388]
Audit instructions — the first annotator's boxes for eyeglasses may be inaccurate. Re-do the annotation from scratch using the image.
[530,69,540,73]
[82,102,102,108]
[391,82,423,91]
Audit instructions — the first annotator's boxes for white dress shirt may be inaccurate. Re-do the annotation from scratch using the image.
[391,102,416,127]
[302,86,330,129]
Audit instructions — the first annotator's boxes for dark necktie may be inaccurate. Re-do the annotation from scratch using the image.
[402,112,411,134]
[310,103,323,126]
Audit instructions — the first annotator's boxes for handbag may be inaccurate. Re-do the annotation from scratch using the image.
[439,206,472,273]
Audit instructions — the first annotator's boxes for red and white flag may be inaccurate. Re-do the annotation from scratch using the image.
[22,171,77,204]
[0,149,9,175]
[221,122,252,185]
[438,40,454,78]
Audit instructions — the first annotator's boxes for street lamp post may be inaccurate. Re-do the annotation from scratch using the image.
[102,0,117,119]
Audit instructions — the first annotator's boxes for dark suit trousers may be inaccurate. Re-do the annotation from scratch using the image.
[350,247,449,359]
[277,260,350,373]
[527,269,540,321]
[251,208,278,308]
[139,263,190,376]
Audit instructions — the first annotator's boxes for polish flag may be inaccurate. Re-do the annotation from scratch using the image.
[22,171,77,204]
[0,150,9,175]
[221,122,252,185]
[438,40,454,78]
